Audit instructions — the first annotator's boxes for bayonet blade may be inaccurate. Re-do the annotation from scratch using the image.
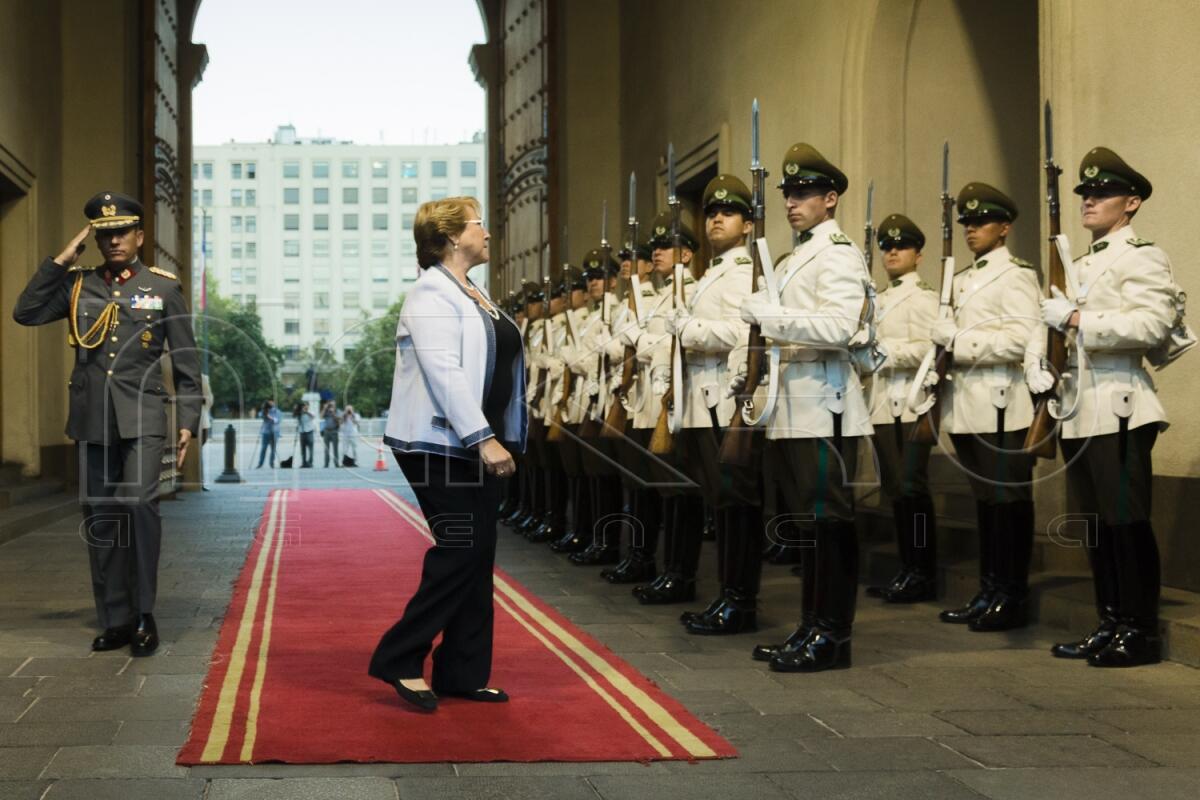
[751,98,760,170]
[667,143,677,204]
[865,180,875,227]
[628,171,637,222]
[941,141,950,195]
[601,200,609,247]
[1044,100,1054,163]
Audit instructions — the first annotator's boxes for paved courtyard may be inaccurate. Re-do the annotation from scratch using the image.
[1,443,1198,799]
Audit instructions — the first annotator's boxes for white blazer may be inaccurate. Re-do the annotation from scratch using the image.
[383,264,527,458]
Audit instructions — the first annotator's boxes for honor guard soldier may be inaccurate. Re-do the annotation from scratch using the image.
[864,214,940,603]
[13,192,202,656]
[497,286,530,521]
[1026,149,1179,667]
[932,183,1040,632]
[568,251,624,565]
[631,212,702,604]
[537,273,573,547]
[668,175,766,634]
[603,241,664,583]
[741,144,875,672]
[504,280,547,533]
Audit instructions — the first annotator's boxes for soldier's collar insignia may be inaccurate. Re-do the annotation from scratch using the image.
[966,198,980,210]
[711,256,723,266]
[1084,165,1100,179]
[887,227,900,238]
[890,278,902,287]
[1090,241,1110,254]
[785,162,800,176]
[735,256,752,265]
[974,259,987,269]
[714,188,728,200]
[797,230,814,245]
[830,232,851,245]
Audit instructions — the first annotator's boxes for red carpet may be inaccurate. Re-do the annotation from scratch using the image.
[178,489,737,764]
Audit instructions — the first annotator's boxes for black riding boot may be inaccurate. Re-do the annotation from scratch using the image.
[867,498,911,599]
[753,522,817,661]
[970,500,1032,632]
[688,506,761,635]
[1090,521,1162,668]
[604,487,660,583]
[1053,520,1120,658]
[572,477,622,565]
[551,474,590,552]
[940,501,996,623]
[635,496,698,604]
[886,494,938,603]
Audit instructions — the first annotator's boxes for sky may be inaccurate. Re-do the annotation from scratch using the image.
[192,0,487,146]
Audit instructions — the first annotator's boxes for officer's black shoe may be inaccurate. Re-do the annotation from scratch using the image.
[968,592,1028,632]
[1051,615,1121,659]
[634,574,695,605]
[632,571,670,600]
[866,569,909,599]
[768,629,851,673]
[517,512,542,533]
[751,625,811,662]
[939,590,994,624]
[602,556,657,584]
[92,625,133,652]
[884,571,938,604]
[550,528,588,553]
[130,614,159,657]
[569,542,620,566]
[686,592,758,635]
[1087,627,1162,668]
[679,593,726,626]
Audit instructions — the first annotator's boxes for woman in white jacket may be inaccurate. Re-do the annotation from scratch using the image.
[367,197,526,712]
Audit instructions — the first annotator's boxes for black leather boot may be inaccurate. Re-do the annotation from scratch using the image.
[770,520,856,672]
[636,497,699,605]
[551,475,589,552]
[886,494,938,603]
[572,478,621,565]
[1090,521,1162,668]
[1053,521,1120,658]
[633,496,674,600]
[687,588,757,635]
[970,501,1032,632]
[682,505,731,625]
[867,498,911,599]
[604,488,660,583]
[753,522,817,661]
[940,501,996,623]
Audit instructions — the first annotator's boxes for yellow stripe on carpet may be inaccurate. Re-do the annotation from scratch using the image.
[375,489,717,760]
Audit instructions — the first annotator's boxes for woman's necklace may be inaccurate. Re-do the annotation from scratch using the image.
[455,275,500,319]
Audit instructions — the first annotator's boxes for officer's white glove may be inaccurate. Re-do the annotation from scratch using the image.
[650,366,670,397]
[740,292,775,326]
[545,356,566,378]
[929,319,958,349]
[1025,359,1056,394]
[665,307,692,336]
[1042,286,1078,332]
[922,367,940,388]
[608,374,622,394]
[585,378,600,396]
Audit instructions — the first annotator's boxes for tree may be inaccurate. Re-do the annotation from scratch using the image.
[199,276,285,417]
[336,298,404,416]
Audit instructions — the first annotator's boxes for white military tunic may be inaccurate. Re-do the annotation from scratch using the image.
[869,271,938,425]
[942,245,1040,435]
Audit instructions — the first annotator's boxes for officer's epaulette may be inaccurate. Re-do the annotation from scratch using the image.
[148,265,177,279]
[1127,237,1154,248]
[917,279,934,291]
[1011,256,1035,269]
[735,255,752,265]
[830,232,852,246]
[67,264,98,273]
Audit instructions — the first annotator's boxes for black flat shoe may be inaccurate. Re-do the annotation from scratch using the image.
[92,625,133,652]
[441,687,509,703]
[130,614,159,657]
[391,680,438,711]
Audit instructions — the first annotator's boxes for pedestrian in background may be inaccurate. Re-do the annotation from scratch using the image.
[341,404,362,466]
[321,400,340,467]
[296,402,316,468]
[256,400,281,468]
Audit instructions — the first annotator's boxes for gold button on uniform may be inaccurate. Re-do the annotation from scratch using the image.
[111,336,118,342]
[108,353,115,358]
[113,290,121,297]
[107,369,113,375]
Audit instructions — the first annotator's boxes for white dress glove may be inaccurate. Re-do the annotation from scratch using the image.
[650,365,670,397]
[1025,359,1056,394]
[740,292,775,325]
[929,318,958,349]
[1041,286,1078,332]
[665,307,691,336]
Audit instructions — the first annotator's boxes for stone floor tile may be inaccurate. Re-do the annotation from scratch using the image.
[0,748,57,780]
[41,745,187,779]
[207,777,399,800]
[0,721,118,747]
[14,658,127,678]
[798,737,980,771]
[768,770,989,800]
[41,778,207,799]
[397,776,597,800]
[111,719,191,746]
[1089,708,1200,734]
[933,709,1127,737]
[588,773,793,800]
[935,734,1154,768]
[0,781,51,800]
[812,711,970,737]
[1095,733,1200,767]
[946,767,1200,800]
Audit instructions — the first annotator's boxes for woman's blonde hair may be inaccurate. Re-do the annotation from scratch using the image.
[414,196,481,268]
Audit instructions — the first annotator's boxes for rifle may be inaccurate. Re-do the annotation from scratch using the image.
[863,180,875,274]
[910,141,954,445]
[719,98,769,466]
[1024,100,1067,459]
[579,201,612,439]
[650,144,682,455]
[546,229,574,442]
[602,173,640,438]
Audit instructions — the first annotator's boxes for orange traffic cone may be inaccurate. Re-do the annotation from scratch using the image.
[374,444,388,472]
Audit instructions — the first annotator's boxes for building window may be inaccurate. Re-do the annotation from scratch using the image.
[342,160,359,178]
[401,213,415,230]
[313,160,330,178]
[245,269,257,285]
[372,266,389,283]
[461,160,477,177]
[284,292,300,311]
[192,189,198,206]
[283,214,300,231]
[313,239,330,257]
[313,318,330,335]
[372,214,388,231]
[284,320,300,335]
[246,215,257,233]
[313,213,329,231]
[246,242,257,258]
[343,187,359,204]
[192,164,198,179]
[431,160,447,178]
[284,345,300,359]
[343,293,360,309]
[342,268,360,284]
[231,189,243,207]
[231,243,243,259]
[371,240,389,257]
[202,162,213,179]
[231,268,243,283]
[400,160,418,178]
[283,160,300,179]
[343,240,361,257]
[204,215,214,233]
[371,159,389,178]
[201,189,213,206]
[401,187,418,204]
[313,292,330,310]
[246,162,257,179]
[283,268,300,283]
[343,213,359,231]
[401,240,415,255]
[372,187,388,204]
[245,189,256,206]
[430,187,448,200]
[461,185,476,197]
[313,187,329,204]
[284,240,300,257]
[283,187,299,204]
[232,162,242,179]
[373,294,390,309]
[231,216,243,233]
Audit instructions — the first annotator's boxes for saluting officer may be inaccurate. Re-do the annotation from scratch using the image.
[13,192,201,656]
[669,175,766,634]
[931,183,1040,633]
[631,212,701,604]
[1027,149,1177,667]
[741,144,875,672]
[864,214,940,603]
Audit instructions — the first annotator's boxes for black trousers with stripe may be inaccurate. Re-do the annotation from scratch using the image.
[368,450,504,693]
